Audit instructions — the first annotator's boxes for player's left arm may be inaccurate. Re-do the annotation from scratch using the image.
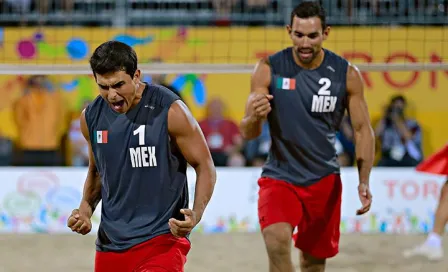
[168,100,216,230]
[346,64,375,215]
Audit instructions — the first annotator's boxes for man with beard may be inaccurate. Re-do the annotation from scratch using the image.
[240,2,375,271]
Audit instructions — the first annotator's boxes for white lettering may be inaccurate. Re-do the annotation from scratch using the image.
[129,146,157,168]
[133,125,146,145]
[148,146,157,167]
[323,96,331,111]
[312,95,323,112]
[329,96,337,112]
[318,77,331,95]
[312,95,338,113]
[141,147,149,167]
[311,77,338,113]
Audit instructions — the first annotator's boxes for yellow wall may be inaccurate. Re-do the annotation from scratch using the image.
[0,27,447,156]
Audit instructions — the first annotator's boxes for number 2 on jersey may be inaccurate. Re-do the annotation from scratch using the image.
[317,78,331,96]
[311,77,338,113]
[133,125,146,145]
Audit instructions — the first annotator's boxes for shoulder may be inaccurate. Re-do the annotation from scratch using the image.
[148,83,182,108]
[324,48,348,63]
[167,100,197,136]
[268,47,291,66]
[346,63,361,79]
[253,57,271,76]
[79,108,90,140]
[345,62,364,95]
[84,95,103,114]
[84,95,103,125]
[322,49,350,73]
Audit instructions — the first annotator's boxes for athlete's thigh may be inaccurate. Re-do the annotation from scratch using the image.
[134,236,191,272]
[95,251,131,272]
[294,174,342,259]
[258,176,302,231]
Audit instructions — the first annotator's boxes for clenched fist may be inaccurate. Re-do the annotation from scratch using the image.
[67,209,92,235]
[248,93,273,120]
[168,209,197,238]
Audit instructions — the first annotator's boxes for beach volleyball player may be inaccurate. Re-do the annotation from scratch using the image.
[240,2,375,271]
[66,41,216,272]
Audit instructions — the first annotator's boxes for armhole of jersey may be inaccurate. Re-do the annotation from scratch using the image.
[166,97,181,143]
[84,105,93,144]
[83,104,100,173]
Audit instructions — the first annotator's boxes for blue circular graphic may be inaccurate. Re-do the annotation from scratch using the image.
[66,39,88,60]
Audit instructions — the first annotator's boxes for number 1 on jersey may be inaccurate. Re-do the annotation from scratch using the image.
[133,125,146,146]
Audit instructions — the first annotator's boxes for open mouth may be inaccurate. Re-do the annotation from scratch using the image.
[111,100,125,111]
[299,50,313,59]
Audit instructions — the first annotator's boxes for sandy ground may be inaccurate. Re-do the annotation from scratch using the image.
[0,233,447,272]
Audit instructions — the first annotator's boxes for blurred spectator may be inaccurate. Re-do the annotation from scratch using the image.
[0,133,13,166]
[37,0,74,25]
[69,100,90,167]
[335,114,356,166]
[246,0,269,11]
[244,0,269,25]
[13,75,65,166]
[3,0,31,25]
[4,0,31,13]
[199,98,245,167]
[375,95,423,167]
[212,0,238,25]
[243,122,270,166]
[37,0,74,14]
[212,0,237,15]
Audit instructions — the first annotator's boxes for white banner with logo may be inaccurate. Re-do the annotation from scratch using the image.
[0,167,445,234]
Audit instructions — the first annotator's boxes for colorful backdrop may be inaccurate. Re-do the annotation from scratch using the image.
[0,26,447,156]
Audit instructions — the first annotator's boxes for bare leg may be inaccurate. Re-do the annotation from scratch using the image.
[403,180,447,260]
[432,181,448,235]
[262,222,295,272]
[300,252,326,272]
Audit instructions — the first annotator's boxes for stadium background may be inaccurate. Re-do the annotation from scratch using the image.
[0,0,447,271]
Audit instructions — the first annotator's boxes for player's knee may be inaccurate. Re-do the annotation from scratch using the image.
[300,252,326,270]
[262,223,292,256]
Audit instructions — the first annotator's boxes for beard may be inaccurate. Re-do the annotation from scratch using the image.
[295,47,317,64]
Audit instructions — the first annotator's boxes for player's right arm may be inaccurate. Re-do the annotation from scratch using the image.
[240,58,273,140]
[67,109,102,235]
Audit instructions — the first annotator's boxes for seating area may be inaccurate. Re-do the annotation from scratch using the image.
[0,0,446,26]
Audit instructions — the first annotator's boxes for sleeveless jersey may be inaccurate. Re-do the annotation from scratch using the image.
[262,47,349,186]
[85,84,188,252]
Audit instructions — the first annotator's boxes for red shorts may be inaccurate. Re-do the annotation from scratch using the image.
[95,233,191,272]
[258,174,342,259]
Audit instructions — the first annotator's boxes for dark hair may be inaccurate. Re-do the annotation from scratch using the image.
[89,41,138,77]
[390,94,406,105]
[290,1,327,30]
[27,75,47,87]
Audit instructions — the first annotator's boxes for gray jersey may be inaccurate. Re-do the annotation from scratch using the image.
[262,47,348,186]
[85,84,188,252]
